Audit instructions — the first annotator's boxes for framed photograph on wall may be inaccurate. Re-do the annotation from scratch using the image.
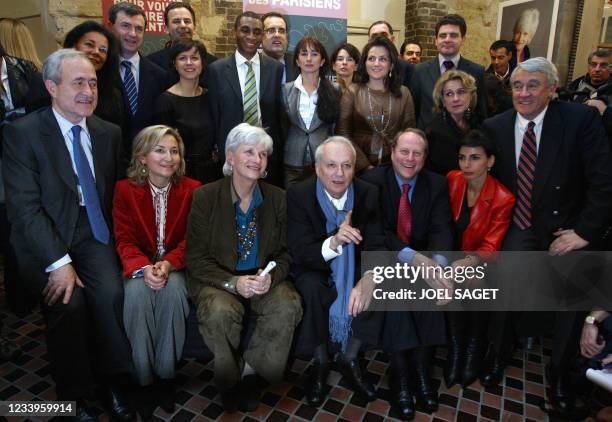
[497,0,560,62]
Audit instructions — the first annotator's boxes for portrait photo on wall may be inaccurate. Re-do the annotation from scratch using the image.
[497,0,560,62]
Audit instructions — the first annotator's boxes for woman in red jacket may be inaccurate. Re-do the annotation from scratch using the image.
[445,130,515,388]
[113,125,200,412]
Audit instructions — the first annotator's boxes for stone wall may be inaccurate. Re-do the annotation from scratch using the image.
[404,0,448,60]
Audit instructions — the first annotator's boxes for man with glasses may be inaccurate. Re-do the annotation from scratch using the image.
[207,11,284,186]
[261,12,297,83]
[146,1,217,87]
[568,49,611,105]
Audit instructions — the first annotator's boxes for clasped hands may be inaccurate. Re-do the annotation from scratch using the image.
[143,260,172,290]
[412,253,454,306]
[236,270,272,299]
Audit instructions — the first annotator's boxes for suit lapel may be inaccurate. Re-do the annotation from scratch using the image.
[287,84,308,131]
[385,166,401,226]
[259,54,272,103]
[40,109,78,194]
[499,111,518,193]
[86,116,108,203]
[256,184,273,264]
[226,56,243,104]
[426,59,441,88]
[165,180,183,245]
[217,178,238,268]
[532,105,562,204]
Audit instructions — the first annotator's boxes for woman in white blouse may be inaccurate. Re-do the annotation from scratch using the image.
[281,36,340,188]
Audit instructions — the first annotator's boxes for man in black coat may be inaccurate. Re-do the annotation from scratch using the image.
[2,49,134,421]
[409,14,487,128]
[362,129,453,419]
[108,2,167,153]
[261,12,297,83]
[287,137,386,407]
[208,11,284,185]
[146,2,217,87]
[481,57,612,418]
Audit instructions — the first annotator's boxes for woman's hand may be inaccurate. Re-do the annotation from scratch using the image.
[143,265,167,290]
[153,260,173,280]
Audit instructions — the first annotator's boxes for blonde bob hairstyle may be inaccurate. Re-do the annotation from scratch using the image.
[432,69,477,114]
[127,125,186,185]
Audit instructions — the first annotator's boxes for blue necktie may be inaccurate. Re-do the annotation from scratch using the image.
[121,60,138,115]
[71,125,110,244]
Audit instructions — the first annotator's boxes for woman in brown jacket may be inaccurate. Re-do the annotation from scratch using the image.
[336,36,415,172]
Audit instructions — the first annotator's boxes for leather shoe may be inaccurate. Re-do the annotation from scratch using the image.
[479,349,506,387]
[444,334,464,389]
[239,374,261,412]
[461,336,484,388]
[220,383,241,412]
[545,366,589,420]
[306,362,330,406]
[63,400,97,422]
[158,379,175,414]
[414,365,438,413]
[336,355,377,402]
[105,388,135,422]
[390,376,415,421]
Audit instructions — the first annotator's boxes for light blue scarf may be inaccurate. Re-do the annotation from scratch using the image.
[315,179,355,351]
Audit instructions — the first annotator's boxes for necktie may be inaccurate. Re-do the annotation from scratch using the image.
[242,61,259,126]
[71,125,110,244]
[443,60,455,71]
[513,121,537,230]
[121,60,138,115]
[397,183,412,244]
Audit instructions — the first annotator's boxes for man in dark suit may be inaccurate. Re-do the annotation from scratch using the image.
[362,129,453,419]
[261,12,297,83]
[367,20,414,87]
[146,2,217,88]
[208,11,284,185]
[409,14,487,129]
[108,2,167,153]
[287,137,386,407]
[481,57,612,418]
[2,49,134,421]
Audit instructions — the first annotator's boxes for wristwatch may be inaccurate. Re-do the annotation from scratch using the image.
[584,315,599,326]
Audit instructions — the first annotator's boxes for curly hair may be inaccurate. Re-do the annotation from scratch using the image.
[432,69,477,114]
[357,36,402,97]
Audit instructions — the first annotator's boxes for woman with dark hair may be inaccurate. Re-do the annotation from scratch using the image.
[445,130,514,388]
[63,20,124,127]
[281,36,340,187]
[154,39,217,183]
[113,125,200,412]
[426,69,480,176]
[336,36,415,172]
[331,43,360,90]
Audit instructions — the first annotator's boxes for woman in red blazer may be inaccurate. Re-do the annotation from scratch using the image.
[113,125,200,413]
[444,130,515,389]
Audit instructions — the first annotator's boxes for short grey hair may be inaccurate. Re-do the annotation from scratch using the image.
[511,57,559,87]
[43,48,90,84]
[513,8,539,34]
[222,123,274,176]
[588,49,611,63]
[314,136,357,166]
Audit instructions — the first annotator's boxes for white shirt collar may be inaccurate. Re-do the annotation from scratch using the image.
[293,74,319,95]
[121,52,140,69]
[235,50,260,66]
[438,53,460,69]
[52,107,87,136]
[516,105,548,129]
[323,186,348,210]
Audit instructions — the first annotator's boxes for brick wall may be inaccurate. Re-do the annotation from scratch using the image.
[404,0,448,61]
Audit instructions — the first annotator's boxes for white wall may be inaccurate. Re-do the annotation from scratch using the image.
[347,0,407,51]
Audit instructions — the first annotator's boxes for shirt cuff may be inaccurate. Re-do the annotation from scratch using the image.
[433,254,449,267]
[131,265,152,279]
[45,254,72,273]
[322,236,342,261]
[397,247,416,264]
[222,276,239,294]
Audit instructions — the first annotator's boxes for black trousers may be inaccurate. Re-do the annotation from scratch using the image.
[293,270,383,358]
[23,209,133,399]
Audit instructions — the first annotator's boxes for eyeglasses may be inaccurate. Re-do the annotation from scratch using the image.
[264,27,286,36]
[589,62,610,69]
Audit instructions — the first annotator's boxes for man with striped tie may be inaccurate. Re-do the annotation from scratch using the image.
[208,11,284,186]
[481,57,612,419]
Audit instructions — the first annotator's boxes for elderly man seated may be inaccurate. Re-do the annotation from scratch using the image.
[287,136,386,406]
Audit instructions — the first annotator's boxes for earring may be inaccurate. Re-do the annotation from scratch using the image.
[487,167,491,172]
[229,164,233,172]
[465,107,472,120]
[261,170,268,179]
[140,167,147,175]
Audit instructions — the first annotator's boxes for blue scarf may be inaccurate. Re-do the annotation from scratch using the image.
[315,179,355,351]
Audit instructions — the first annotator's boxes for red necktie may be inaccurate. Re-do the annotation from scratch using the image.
[397,183,412,244]
[513,121,537,230]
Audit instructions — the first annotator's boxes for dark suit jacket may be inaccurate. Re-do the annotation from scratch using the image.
[118,54,167,149]
[286,177,386,282]
[399,60,414,87]
[146,46,217,88]
[482,101,612,247]
[2,107,123,286]
[410,56,487,129]
[185,177,290,299]
[113,177,201,277]
[207,53,284,164]
[362,164,453,253]
[283,52,298,83]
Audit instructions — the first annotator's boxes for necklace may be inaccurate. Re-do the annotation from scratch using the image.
[236,211,257,261]
[366,86,393,137]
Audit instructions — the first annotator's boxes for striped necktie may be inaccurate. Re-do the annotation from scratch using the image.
[242,61,259,126]
[513,121,537,230]
[121,60,138,115]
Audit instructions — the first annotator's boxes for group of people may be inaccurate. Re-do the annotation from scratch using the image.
[0,2,611,422]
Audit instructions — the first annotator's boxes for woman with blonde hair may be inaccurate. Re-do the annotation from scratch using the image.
[113,125,200,413]
[426,69,479,175]
[0,18,42,71]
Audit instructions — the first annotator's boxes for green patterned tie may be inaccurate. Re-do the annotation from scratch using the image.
[243,61,259,126]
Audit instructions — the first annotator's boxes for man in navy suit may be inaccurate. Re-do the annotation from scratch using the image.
[108,2,167,152]
[410,14,487,128]
[208,11,284,185]
[261,12,297,84]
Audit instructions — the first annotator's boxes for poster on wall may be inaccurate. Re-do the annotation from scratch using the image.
[243,0,348,55]
[101,0,176,55]
[497,0,560,62]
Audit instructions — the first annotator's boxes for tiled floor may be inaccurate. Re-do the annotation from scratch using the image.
[0,295,562,422]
